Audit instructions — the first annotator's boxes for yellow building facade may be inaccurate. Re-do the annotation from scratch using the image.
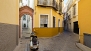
[0,0,19,51]
[66,0,91,46]
[78,0,91,44]
[33,0,63,37]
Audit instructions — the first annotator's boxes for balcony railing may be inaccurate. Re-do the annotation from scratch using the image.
[37,0,58,11]
[58,2,62,14]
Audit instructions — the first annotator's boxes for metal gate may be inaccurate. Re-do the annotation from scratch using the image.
[84,33,91,48]
[73,21,79,34]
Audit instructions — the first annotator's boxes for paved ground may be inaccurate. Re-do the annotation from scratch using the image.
[13,32,81,51]
[13,38,30,51]
[22,28,31,37]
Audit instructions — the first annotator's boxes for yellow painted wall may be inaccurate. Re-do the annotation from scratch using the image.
[0,0,19,51]
[33,0,63,37]
[33,6,63,37]
[34,6,52,27]
[52,8,63,27]
[78,0,91,44]
[34,27,63,37]
[34,0,63,28]
[0,0,19,25]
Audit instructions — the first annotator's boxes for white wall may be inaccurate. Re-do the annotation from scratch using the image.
[19,0,34,9]
[28,0,34,9]
[22,15,28,28]
[67,0,78,32]
[22,0,28,6]
[28,15,32,34]
[21,17,23,38]
[21,15,32,37]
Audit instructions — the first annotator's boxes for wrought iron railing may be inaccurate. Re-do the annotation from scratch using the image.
[37,0,59,11]
[58,2,62,14]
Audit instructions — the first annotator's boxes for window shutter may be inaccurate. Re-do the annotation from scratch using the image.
[40,15,48,24]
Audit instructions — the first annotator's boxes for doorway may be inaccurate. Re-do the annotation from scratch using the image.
[19,6,34,38]
[73,21,79,34]
[20,14,32,38]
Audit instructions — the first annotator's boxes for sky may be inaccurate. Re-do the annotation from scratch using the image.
[64,0,68,4]
[64,0,68,6]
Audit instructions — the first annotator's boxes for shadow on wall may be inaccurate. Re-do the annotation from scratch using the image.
[0,23,19,51]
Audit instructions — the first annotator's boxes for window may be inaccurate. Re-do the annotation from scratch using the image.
[73,4,76,15]
[53,16,55,27]
[23,15,26,20]
[40,15,48,27]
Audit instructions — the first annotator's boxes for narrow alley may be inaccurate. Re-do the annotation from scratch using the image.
[1,0,91,51]
[14,32,81,51]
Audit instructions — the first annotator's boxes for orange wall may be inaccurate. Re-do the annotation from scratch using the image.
[0,0,19,51]
[52,8,63,27]
[0,0,19,25]
[34,6,52,27]
[78,0,91,44]
[33,6,63,37]
[34,27,63,37]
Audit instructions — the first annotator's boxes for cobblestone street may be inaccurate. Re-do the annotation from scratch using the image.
[14,32,81,51]
[39,32,81,51]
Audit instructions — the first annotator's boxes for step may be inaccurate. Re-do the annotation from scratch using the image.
[76,43,91,51]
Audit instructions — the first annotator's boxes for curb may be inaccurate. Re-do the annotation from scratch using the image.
[75,43,91,51]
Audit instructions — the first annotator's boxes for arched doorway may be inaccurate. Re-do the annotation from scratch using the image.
[19,6,34,38]
[20,14,33,38]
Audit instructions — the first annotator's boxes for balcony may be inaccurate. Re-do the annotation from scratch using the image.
[58,2,62,14]
[37,0,58,11]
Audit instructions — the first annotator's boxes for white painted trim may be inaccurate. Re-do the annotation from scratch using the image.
[39,14,49,28]
[39,14,40,28]
[51,9,52,27]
